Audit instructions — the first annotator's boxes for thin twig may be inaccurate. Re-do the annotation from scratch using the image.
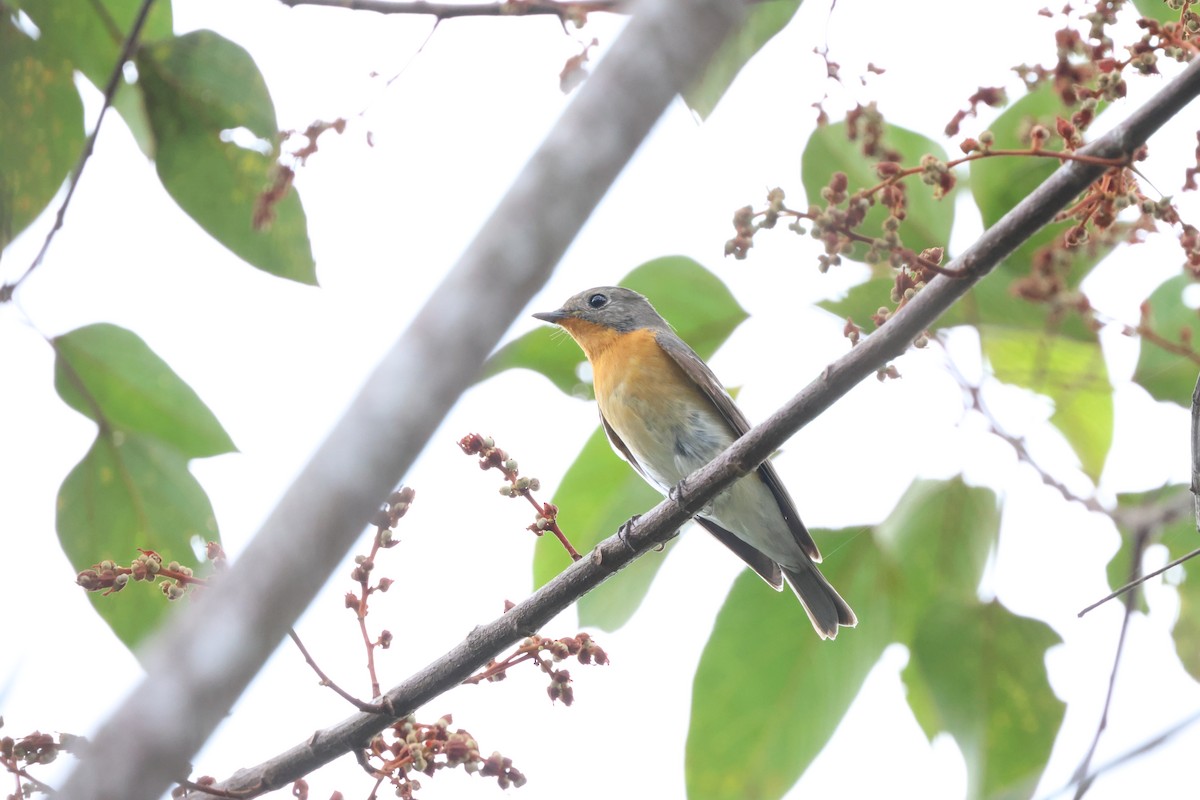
[0,0,157,301]
[1071,524,1149,800]
[287,629,388,713]
[1040,709,1200,800]
[1078,544,1200,617]
[939,341,1106,514]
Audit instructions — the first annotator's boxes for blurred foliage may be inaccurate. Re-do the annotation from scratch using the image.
[1135,274,1200,405]
[684,0,803,119]
[1108,486,1200,680]
[801,120,955,261]
[688,479,1062,800]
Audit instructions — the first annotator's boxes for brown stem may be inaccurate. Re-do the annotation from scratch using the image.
[287,629,386,713]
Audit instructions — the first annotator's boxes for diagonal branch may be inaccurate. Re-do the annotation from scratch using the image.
[205,53,1200,800]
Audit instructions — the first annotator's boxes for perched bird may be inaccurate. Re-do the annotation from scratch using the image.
[533,286,856,639]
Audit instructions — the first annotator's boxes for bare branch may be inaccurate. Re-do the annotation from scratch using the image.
[54,0,746,798]
[201,55,1200,800]
[1071,524,1149,800]
[1041,709,1200,800]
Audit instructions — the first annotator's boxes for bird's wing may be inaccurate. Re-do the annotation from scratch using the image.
[653,330,822,562]
[600,412,650,480]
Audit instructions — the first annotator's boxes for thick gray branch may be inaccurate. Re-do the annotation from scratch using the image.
[55,0,744,798]
[210,51,1200,800]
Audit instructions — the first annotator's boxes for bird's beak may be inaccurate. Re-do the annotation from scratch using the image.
[532,308,569,324]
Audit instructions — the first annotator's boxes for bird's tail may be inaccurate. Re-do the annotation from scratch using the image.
[782,562,857,640]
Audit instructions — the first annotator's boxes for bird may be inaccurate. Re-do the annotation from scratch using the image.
[533,286,856,639]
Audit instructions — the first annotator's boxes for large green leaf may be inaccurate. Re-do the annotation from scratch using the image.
[57,433,220,650]
[890,480,1062,798]
[54,323,237,458]
[137,31,316,283]
[875,477,999,635]
[984,327,1112,480]
[686,530,889,800]
[1133,274,1200,406]
[533,427,667,631]
[482,256,748,398]
[0,20,85,245]
[683,1,801,120]
[903,603,1064,800]
[801,120,955,263]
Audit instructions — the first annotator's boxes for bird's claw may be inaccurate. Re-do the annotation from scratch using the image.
[617,514,641,553]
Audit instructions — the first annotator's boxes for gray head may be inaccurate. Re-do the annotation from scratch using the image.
[532,286,669,333]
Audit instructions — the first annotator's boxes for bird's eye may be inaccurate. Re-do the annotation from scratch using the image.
[587,293,608,309]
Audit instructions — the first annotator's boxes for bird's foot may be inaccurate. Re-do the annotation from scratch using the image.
[671,478,712,516]
[616,514,641,553]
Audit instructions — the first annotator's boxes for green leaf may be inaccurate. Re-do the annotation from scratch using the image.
[23,0,175,89]
[801,120,955,262]
[984,327,1112,480]
[0,20,84,244]
[1133,274,1200,406]
[686,531,891,800]
[683,1,802,119]
[137,31,316,283]
[54,323,236,459]
[1131,0,1179,24]
[532,427,666,631]
[481,255,748,397]
[903,603,1064,800]
[57,433,220,650]
[876,477,999,634]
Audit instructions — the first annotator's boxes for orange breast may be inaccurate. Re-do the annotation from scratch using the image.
[560,321,722,485]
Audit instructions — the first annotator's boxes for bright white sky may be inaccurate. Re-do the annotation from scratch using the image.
[3,0,1200,798]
